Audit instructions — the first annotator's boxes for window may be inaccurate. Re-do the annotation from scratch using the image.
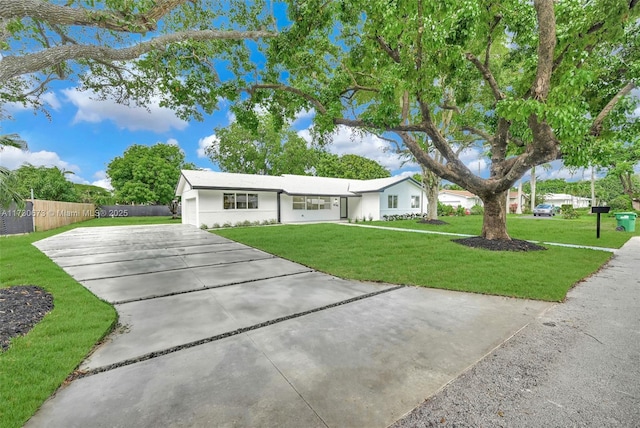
[388,195,398,209]
[411,195,420,208]
[223,193,235,210]
[223,193,258,209]
[292,196,331,210]
[292,196,306,210]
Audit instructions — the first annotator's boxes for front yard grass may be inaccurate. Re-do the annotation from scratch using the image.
[215,223,614,302]
[370,214,639,248]
[0,216,178,428]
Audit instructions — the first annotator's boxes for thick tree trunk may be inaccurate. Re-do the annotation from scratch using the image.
[516,180,523,214]
[530,166,537,212]
[422,166,440,220]
[481,191,510,240]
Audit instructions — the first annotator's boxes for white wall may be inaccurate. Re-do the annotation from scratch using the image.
[379,181,425,218]
[280,194,342,223]
[181,189,199,226]
[438,193,480,210]
[195,189,279,227]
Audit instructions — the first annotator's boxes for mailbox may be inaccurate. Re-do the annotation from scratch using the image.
[591,206,610,214]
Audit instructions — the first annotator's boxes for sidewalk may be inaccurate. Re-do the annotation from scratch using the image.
[392,236,640,427]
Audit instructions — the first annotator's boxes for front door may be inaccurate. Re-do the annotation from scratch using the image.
[340,197,348,219]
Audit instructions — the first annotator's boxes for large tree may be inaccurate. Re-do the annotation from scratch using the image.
[13,164,78,202]
[238,0,638,241]
[207,114,319,176]
[314,153,391,180]
[0,133,28,207]
[0,0,275,118]
[107,143,194,205]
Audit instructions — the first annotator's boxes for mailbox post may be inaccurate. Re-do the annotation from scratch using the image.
[591,206,611,238]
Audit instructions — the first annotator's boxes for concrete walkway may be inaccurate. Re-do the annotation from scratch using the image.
[28,225,551,428]
[340,223,619,252]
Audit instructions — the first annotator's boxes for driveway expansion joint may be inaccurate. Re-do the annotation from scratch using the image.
[79,255,277,282]
[70,284,405,381]
[111,270,316,305]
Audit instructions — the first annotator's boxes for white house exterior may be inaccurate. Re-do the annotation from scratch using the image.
[544,193,591,209]
[438,190,483,210]
[176,170,426,227]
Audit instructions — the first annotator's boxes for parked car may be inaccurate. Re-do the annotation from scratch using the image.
[533,203,556,216]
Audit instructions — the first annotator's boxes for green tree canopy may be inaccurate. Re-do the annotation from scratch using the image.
[107,143,194,205]
[314,153,390,180]
[73,183,115,205]
[0,0,275,118]
[207,114,319,176]
[236,0,638,240]
[13,164,78,202]
[0,133,28,207]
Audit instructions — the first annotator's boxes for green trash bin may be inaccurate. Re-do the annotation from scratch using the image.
[614,212,637,232]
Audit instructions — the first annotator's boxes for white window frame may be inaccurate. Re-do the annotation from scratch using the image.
[411,195,420,209]
[292,195,331,210]
[388,194,398,209]
[223,192,259,210]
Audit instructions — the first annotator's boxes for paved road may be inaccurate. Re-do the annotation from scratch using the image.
[28,225,551,428]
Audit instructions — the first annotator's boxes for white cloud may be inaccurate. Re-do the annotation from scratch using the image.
[197,134,219,158]
[0,146,80,172]
[62,89,188,132]
[165,138,179,146]
[291,109,315,128]
[298,125,405,171]
[90,170,113,190]
[41,92,62,111]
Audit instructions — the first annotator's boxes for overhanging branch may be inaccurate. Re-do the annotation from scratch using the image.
[0,0,190,33]
[0,29,275,81]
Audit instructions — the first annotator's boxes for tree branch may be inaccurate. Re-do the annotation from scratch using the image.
[530,0,556,101]
[0,29,276,81]
[247,84,328,115]
[590,80,637,136]
[484,14,503,67]
[465,52,504,101]
[0,0,190,33]
[374,36,401,63]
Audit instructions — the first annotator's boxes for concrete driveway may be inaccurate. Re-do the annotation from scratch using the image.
[29,225,551,427]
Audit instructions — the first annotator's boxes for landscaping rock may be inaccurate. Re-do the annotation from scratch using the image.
[0,285,54,351]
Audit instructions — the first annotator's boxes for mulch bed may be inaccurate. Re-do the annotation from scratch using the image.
[453,236,547,252]
[416,219,449,225]
[0,285,54,351]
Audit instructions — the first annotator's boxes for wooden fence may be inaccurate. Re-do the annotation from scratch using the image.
[32,200,95,232]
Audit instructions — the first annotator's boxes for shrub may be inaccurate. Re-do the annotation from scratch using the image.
[242,220,252,227]
[470,204,484,215]
[455,205,466,216]
[222,221,232,228]
[438,202,454,216]
[509,203,518,214]
[561,204,580,219]
[212,223,220,229]
[609,195,632,211]
[199,223,208,230]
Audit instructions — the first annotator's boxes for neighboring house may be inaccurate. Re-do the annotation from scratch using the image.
[544,193,591,209]
[175,170,426,227]
[438,190,482,210]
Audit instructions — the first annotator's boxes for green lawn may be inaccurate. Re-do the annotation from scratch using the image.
[0,216,179,428]
[367,214,639,248]
[215,221,618,302]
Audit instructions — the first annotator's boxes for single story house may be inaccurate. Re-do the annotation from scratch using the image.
[438,190,482,210]
[543,193,591,209]
[175,170,426,227]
